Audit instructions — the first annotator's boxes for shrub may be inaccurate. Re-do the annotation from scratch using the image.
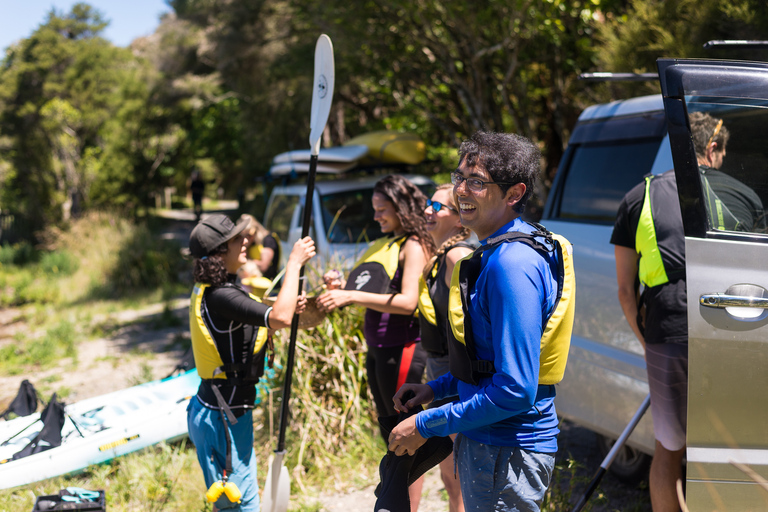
[106,223,189,293]
[0,242,38,265]
[39,250,79,276]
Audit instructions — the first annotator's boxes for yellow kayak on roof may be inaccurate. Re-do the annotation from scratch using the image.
[344,131,426,165]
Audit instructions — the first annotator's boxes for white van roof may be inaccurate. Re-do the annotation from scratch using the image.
[579,94,664,121]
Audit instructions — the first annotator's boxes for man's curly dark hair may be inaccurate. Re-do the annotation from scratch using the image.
[458,131,540,213]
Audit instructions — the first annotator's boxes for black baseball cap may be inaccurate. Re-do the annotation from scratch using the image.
[189,214,249,258]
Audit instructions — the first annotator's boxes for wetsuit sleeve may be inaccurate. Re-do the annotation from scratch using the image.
[415,243,556,438]
[206,286,273,329]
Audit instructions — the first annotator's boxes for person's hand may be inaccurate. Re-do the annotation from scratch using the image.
[393,383,434,413]
[288,237,316,266]
[295,292,308,314]
[388,415,427,456]
[315,289,351,312]
[323,269,345,290]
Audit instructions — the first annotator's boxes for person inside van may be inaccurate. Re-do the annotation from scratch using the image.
[315,174,434,511]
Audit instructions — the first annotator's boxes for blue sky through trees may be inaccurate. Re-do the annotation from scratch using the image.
[0,0,170,51]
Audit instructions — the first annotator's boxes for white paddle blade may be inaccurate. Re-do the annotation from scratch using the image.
[262,451,290,512]
[309,34,335,156]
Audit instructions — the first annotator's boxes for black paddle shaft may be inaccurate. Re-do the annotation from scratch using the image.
[276,153,318,452]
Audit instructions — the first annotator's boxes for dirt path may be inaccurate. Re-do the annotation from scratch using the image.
[0,299,191,406]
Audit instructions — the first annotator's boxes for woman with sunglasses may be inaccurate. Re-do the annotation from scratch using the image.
[419,184,474,512]
[187,214,315,512]
[316,175,434,511]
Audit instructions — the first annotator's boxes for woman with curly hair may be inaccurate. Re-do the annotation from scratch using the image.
[316,175,434,511]
[187,213,315,512]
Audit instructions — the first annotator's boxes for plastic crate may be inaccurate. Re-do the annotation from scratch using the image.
[32,489,106,511]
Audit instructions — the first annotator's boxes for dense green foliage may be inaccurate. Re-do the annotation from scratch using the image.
[2,0,768,238]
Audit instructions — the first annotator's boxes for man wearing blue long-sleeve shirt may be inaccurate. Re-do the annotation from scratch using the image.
[389,131,563,511]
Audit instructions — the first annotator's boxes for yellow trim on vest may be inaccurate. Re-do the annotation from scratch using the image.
[416,263,439,325]
[448,253,473,346]
[539,235,575,385]
[247,244,261,261]
[189,283,268,380]
[636,176,669,288]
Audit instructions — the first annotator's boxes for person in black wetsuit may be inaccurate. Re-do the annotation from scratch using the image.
[186,213,315,512]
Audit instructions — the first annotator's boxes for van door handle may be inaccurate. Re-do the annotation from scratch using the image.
[700,294,768,309]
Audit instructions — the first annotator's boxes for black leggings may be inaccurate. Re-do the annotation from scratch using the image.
[366,341,427,442]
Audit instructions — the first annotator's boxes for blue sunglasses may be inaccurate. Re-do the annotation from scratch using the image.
[426,198,457,213]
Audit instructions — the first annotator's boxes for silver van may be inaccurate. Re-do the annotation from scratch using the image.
[544,58,768,509]
[542,93,670,479]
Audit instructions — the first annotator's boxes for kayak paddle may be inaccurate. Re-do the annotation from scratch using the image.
[261,33,335,512]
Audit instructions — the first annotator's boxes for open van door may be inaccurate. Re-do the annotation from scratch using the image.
[658,58,768,510]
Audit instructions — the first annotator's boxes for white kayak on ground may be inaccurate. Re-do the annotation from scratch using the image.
[0,370,201,490]
[271,144,368,164]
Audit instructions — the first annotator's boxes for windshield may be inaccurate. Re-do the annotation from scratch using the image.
[320,182,435,244]
[321,188,382,243]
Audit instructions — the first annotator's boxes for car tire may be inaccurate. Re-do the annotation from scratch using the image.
[595,433,652,483]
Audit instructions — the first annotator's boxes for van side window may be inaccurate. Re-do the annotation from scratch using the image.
[265,194,299,241]
[552,111,668,223]
[558,139,662,223]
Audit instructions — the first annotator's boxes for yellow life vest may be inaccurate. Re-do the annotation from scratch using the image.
[189,283,269,381]
[447,223,575,386]
[344,235,406,294]
[417,263,438,327]
[247,233,282,264]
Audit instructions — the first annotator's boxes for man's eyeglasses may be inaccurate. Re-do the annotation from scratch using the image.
[425,199,457,214]
[707,118,724,149]
[451,172,517,192]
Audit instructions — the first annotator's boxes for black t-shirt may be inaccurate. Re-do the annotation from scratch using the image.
[700,166,766,232]
[262,234,280,280]
[610,173,687,344]
[196,275,272,415]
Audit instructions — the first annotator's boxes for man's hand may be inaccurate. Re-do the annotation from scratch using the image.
[393,383,434,413]
[387,415,427,456]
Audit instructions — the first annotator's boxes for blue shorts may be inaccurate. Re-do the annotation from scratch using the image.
[455,434,555,512]
[187,397,260,512]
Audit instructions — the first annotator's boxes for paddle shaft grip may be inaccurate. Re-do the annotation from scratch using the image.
[276,154,318,452]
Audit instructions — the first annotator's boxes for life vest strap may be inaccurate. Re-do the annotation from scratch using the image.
[471,360,495,376]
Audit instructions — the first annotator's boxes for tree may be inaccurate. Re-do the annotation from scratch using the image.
[0,4,138,232]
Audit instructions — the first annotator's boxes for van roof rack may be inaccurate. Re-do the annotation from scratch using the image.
[703,40,768,49]
[578,72,657,82]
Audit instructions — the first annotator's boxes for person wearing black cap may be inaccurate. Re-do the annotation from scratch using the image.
[186,213,315,512]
